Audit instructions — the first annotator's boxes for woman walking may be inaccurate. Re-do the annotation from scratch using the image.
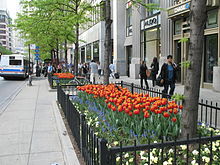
[151,57,159,87]
[139,61,149,89]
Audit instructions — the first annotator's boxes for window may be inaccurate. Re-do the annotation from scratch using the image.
[86,44,91,61]
[0,35,6,39]
[126,1,132,36]
[174,20,182,35]
[0,15,6,23]
[93,41,99,62]
[0,30,6,34]
[147,0,160,16]
[9,60,22,65]
[2,41,6,45]
[206,10,218,29]
[0,24,6,28]
[204,34,218,83]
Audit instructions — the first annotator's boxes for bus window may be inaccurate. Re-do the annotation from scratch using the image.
[9,60,22,65]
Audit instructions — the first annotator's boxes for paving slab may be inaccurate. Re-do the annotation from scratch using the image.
[0,154,28,165]
[28,152,64,165]
[0,132,32,156]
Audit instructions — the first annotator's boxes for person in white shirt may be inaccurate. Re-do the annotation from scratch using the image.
[109,63,115,78]
[97,61,102,79]
[47,63,53,74]
[89,60,98,84]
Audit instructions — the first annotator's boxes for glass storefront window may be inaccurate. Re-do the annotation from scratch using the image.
[81,47,85,63]
[93,41,99,62]
[206,10,218,29]
[141,28,160,66]
[204,34,218,83]
[86,44,91,62]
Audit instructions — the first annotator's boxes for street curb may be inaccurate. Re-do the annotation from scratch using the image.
[52,101,80,165]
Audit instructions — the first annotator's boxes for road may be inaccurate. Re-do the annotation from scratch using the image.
[0,77,26,113]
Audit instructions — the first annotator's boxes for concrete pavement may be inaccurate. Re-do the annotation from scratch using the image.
[0,77,80,165]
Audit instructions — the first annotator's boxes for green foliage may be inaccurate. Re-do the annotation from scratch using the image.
[0,45,12,55]
[178,37,189,43]
[180,60,191,68]
[171,94,185,101]
[15,0,95,61]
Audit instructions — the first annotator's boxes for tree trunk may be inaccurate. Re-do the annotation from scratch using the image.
[56,39,59,65]
[181,0,207,138]
[103,0,112,85]
[74,23,79,75]
[64,40,68,65]
[50,49,53,62]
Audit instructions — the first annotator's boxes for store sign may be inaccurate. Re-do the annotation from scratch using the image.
[174,3,190,13]
[141,14,161,31]
[168,2,190,16]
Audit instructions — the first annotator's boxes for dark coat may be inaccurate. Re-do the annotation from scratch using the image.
[160,63,177,83]
[151,62,159,75]
[139,64,148,77]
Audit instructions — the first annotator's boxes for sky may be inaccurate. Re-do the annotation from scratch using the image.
[7,0,20,19]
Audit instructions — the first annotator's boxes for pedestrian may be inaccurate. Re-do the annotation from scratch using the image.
[57,63,62,73]
[78,63,83,76]
[89,60,98,84]
[109,63,115,78]
[82,63,88,76]
[160,55,177,98]
[97,61,102,79]
[139,61,149,89]
[47,63,53,76]
[151,57,159,87]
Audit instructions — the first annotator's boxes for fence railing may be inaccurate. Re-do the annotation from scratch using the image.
[57,82,220,165]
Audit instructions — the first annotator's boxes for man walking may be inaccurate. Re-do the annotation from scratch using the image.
[89,60,98,84]
[160,55,177,98]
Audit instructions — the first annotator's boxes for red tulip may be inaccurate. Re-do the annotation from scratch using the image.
[163,112,170,118]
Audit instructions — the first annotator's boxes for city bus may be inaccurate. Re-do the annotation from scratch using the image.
[0,54,31,79]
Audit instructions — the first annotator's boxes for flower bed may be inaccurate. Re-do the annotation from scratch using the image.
[50,73,75,88]
[69,84,220,164]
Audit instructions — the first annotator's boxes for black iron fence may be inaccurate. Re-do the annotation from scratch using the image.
[57,82,220,165]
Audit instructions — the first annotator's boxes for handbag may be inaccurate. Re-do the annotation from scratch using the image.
[156,75,164,87]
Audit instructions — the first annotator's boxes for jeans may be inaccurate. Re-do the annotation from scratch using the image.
[162,80,175,98]
[140,76,149,89]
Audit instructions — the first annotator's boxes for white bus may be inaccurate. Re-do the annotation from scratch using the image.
[0,54,30,79]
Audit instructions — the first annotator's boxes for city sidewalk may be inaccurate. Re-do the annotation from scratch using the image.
[99,76,220,104]
[0,77,80,165]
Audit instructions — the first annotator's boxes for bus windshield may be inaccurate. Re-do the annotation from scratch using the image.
[9,60,22,65]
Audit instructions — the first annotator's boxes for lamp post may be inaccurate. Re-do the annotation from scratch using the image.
[28,44,31,74]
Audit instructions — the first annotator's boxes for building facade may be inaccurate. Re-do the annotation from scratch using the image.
[77,0,219,89]
[0,10,13,51]
[167,0,220,89]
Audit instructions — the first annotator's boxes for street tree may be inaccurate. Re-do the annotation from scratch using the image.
[181,0,207,138]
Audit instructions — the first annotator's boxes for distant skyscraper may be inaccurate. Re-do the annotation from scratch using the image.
[0,0,13,51]
[0,0,7,10]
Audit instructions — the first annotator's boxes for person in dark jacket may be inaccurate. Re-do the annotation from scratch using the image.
[139,61,149,89]
[160,55,177,98]
[150,57,159,87]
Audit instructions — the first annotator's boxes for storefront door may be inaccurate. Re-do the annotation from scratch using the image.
[126,46,132,77]
[204,34,218,83]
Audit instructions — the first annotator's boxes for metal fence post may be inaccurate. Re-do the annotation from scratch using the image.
[81,114,86,155]
[99,138,109,165]
[121,81,123,88]
[65,94,69,117]
[131,83,134,94]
